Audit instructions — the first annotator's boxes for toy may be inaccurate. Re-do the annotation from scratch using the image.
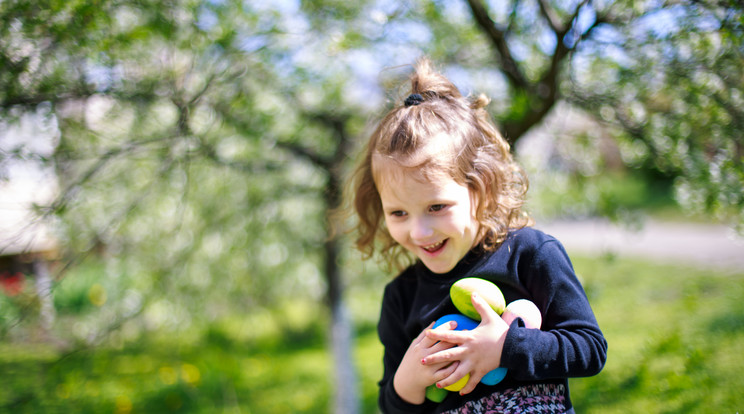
[425,384,448,403]
[432,313,479,331]
[450,277,505,320]
[429,313,502,394]
[480,366,508,386]
[481,299,542,385]
[425,278,542,401]
[502,299,542,329]
[432,314,477,392]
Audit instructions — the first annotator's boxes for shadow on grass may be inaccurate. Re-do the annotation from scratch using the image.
[1,320,334,414]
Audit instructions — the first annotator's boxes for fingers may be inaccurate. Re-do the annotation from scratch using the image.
[435,362,471,391]
[421,297,511,396]
[412,321,440,349]
[456,371,482,395]
[432,320,458,333]
[433,360,458,382]
[419,320,457,349]
[425,326,466,345]
[471,292,499,323]
[421,342,465,366]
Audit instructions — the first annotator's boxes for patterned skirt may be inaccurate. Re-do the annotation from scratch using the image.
[442,383,568,414]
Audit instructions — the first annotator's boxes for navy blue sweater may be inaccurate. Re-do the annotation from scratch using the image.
[377,227,607,413]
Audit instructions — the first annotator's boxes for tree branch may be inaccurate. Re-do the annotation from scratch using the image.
[275,140,331,170]
[503,1,607,142]
[307,110,354,166]
[465,0,529,90]
[537,0,565,34]
[543,0,590,79]
[193,133,285,174]
[276,109,354,173]
[48,134,185,216]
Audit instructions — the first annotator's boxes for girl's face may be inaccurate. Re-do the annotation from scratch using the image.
[377,164,481,274]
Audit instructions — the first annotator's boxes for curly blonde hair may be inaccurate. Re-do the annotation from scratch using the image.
[348,58,532,272]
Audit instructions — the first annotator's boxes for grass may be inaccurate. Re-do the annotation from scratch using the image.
[569,255,744,413]
[1,255,743,413]
[0,323,334,414]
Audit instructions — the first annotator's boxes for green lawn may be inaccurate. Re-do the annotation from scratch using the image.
[569,256,744,413]
[1,255,742,413]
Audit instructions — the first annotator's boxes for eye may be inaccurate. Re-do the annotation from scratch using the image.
[429,204,447,212]
[390,210,407,217]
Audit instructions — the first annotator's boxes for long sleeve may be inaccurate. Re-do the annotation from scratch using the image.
[377,278,435,414]
[374,227,607,414]
[499,237,607,380]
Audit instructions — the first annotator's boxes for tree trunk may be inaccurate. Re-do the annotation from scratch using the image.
[325,172,359,414]
[33,258,55,336]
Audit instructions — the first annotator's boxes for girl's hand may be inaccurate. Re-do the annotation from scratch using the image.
[393,321,460,404]
[422,292,510,395]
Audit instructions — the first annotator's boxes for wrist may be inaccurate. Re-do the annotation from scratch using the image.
[393,371,426,405]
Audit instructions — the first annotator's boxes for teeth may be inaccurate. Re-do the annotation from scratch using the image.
[423,241,444,252]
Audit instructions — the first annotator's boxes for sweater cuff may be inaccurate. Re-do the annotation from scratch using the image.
[501,317,536,370]
[380,383,431,414]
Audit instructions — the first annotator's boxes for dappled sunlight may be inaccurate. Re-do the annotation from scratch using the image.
[1,1,742,413]
[1,256,743,412]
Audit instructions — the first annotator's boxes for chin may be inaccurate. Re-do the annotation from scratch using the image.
[422,260,456,274]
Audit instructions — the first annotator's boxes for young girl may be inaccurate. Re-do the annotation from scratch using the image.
[347,58,607,413]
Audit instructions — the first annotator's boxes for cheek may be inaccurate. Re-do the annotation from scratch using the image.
[466,197,481,232]
[451,209,480,241]
[383,218,405,244]
[452,206,477,229]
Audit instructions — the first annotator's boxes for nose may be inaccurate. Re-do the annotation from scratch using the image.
[409,216,434,241]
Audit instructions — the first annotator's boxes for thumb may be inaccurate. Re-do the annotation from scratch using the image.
[471,292,499,323]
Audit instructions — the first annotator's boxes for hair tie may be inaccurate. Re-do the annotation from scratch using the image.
[404,93,424,107]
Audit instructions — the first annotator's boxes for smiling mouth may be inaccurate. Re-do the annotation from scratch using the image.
[422,240,447,253]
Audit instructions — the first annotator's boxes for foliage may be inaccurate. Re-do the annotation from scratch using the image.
[1,0,742,326]
[0,2,368,408]
[2,256,743,413]
[524,168,677,222]
[568,0,744,228]
[0,0,351,326]
[2,1,744,411]
[365,0,743,226]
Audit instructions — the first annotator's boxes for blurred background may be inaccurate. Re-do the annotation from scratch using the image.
[1,0,742,413]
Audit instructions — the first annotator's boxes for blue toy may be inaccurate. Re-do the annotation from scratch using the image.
[432,313,479,331]
[425,314,509,400]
